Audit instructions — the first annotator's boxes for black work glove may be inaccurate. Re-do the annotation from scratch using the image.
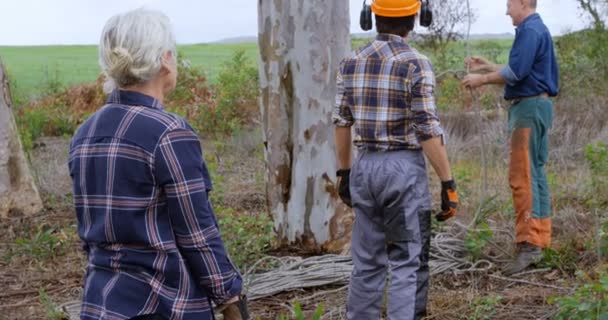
[218,295,250,320]
[436,180,458,221]
[337,169,352,207]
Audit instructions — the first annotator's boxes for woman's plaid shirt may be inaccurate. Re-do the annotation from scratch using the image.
[68,90,242,320]
[332,34,444,150]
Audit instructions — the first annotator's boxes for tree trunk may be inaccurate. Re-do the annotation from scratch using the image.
[0,60,43,217]
[258,0,352,251]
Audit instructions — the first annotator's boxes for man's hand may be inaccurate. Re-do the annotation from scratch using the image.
[436,180,458,221]
[462,73,486,89]
[337,169,352,207]
[465,56,493,72]
[218,295,250,320]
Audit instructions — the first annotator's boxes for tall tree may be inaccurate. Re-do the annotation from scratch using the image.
[577,0,607,29]
[258,0,352,250]
[0,60,43,217]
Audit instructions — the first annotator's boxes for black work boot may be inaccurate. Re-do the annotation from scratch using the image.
[501,242,543,276]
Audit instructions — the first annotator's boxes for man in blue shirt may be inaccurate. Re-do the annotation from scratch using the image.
[462,0,559,276]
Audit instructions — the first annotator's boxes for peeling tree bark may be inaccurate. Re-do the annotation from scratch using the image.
[258,0,353,251]
[0,60,43,218]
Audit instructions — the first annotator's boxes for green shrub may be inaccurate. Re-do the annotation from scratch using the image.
[464,195,507,261]
[8,228,70,262]
[557,29,608,97]
[198,50,259,136]
[436,76,464,112]
[584,142,608,207]
[16,108,46,152]
[598,217,608,261]
[539,241,580,275]
[465,222,493,262]
[550,270,608,319]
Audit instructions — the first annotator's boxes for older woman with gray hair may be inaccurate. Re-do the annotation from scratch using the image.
[68,9,247,320]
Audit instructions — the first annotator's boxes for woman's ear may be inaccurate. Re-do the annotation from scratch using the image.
[160,51,175,74]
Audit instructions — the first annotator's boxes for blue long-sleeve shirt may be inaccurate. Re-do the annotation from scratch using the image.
[68,90,242,320]
[499,13,559,100]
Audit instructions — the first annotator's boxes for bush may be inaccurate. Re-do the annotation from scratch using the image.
[550,270,608,319]
[14,50,260,142]
[540,241,580,275]
[436,75,465,112]
[197,50,259,136]
[557,29,608,98]
[584,142,608,207]
[5,227,71,262]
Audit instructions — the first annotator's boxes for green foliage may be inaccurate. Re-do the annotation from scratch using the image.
[465,195,505,261]
[540,241,580,274]
[598,217,608,261]
[43,66,65,96]
[15,108,46,152]
[452,162,474,199]
[465,222,493,261]
[38,288,68,320]
[433,46,464,72]
[7,228,70,262]
[277,302,324,320]
[557,29,608,97]
[436,76,464,112]
[198,50,259,136]
[467,295,502,320]
[204,143,273,271]
[473,40,503,62]
[167,52,210,108]
[550,270,608,320]
[215,205,274,271]
[203,151,226,205]
[15,106,79,152]
[585,142,608,185]
[584,142,608,207]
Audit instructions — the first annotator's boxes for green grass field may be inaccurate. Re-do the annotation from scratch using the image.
[0,38,516,106]
[0,42,258,104]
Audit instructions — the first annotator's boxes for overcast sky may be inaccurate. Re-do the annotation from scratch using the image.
[0,0,589,46]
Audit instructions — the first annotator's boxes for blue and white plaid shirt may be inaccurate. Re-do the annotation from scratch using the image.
[332,33,444,150]
[68,90,242,320]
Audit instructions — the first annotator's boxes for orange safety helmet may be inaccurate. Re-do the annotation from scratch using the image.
[371,0,421,17]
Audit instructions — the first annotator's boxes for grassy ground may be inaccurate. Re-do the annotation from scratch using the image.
[0,42,258,104]
[1,33,607,319]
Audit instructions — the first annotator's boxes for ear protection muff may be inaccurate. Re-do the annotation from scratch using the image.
[360,0,373,31]
[419,0,433,27]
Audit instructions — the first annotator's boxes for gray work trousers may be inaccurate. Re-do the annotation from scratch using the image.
[346,150,432,320]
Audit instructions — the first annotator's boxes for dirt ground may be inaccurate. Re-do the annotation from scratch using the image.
[0,136,578,320]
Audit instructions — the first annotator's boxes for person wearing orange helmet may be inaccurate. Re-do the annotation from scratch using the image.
[333,0,458,318]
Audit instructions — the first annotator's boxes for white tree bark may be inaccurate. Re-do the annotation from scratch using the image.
[258,0,353,251]
[0,60,43,217]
